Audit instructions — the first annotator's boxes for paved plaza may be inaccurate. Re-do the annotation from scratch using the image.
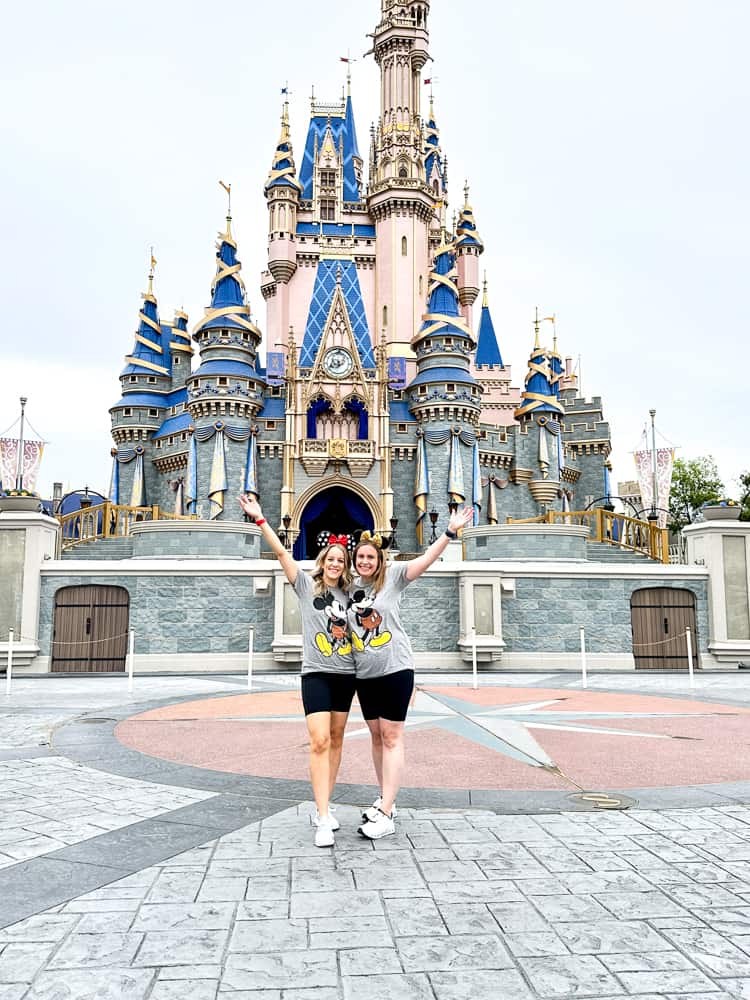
[4,672,750,998]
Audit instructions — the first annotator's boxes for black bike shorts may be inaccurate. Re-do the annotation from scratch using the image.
[301,671,357,716]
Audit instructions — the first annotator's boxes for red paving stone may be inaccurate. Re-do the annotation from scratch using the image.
[115,686,750,791]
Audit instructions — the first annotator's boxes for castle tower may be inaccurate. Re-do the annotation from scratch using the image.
[369,0,435,359]
[264,98,302,353]
[513,313,565,509]
[110,260,170,506]
[163,309,192,390]
[471,276,522,427]
[454,183,483,330]
[407,237,480,535]
[187,216,264,519]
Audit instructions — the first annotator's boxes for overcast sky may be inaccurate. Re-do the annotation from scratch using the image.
[1,1,747,501]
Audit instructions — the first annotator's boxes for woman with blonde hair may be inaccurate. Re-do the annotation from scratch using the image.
[349,505,473,839]
[238,494,355,847]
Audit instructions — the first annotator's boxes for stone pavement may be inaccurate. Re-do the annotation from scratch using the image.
[3,671,750,998]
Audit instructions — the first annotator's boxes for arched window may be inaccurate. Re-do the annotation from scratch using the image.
[382,305,388,329]
[419,275,423,295]
[432,180,440,196]
[399,164,408,178]
[401,236,408,256]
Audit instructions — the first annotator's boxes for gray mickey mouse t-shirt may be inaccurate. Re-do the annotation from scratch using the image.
[293,571,354,675]
[347,562,414,679]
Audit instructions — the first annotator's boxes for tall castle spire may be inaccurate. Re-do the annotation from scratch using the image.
[475,275,503,368]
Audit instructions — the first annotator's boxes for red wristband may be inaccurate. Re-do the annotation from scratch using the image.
[255,517,266,526]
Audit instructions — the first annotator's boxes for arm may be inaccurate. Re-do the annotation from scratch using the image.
[405,505,474,582]
[238,494,298,585]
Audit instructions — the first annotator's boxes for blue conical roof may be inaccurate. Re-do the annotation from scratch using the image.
[265,101,302,193]
[193,222,261,337]
[455,188,484,252]
[416,244,474,343]
[299,98,363,202]
[424,100,444,187]
[475,285,503,367]
[121,271,169,377]
[515,328,564,418]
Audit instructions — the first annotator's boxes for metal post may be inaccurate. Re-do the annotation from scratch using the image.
[579,625,588,688]
[15,397,27,491]
[127,628,135,694]
[247,627,255,690]
[686,627,695,690]
[649,408,658,521]
[471,627,478,690]
[5,629,13,697]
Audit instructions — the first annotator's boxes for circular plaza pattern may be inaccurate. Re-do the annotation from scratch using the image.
[115,684,750,793]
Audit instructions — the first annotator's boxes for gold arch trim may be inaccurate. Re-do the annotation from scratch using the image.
[291,476,382,534]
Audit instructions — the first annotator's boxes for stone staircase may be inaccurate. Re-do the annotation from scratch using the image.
[586,541,654,563]
[60,537,134,560]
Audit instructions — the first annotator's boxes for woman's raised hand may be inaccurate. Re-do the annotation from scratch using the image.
[448,505,474,534]
[238,494,262,521]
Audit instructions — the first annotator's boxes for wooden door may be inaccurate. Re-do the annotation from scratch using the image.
[51,586,129,672]
[631,587,699,670]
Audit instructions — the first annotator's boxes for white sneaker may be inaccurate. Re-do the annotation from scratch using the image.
[358,809,396,840]
[362,796,397,823]
[314,817,335,848]
[311,809,340,832]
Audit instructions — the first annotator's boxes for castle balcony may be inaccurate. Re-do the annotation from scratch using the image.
[299,438,375,478]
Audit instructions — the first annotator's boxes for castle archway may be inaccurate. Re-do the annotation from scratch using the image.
[293,484,376,559]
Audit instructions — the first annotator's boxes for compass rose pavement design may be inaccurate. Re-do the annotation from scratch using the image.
[116,686,750,792]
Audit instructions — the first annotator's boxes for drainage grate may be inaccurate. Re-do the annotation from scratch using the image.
[566,791,636,811]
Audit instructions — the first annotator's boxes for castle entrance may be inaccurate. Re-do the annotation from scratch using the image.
[294,486,374,560]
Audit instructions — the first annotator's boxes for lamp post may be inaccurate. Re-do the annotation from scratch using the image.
[389,516,398,550]
[79,486,92,509]
[281,514,291,549]
[428,508,438,545]
[15,397,27,491]
[647,409,658,522]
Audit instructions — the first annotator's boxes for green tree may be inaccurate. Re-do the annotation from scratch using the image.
[739,471,750,522]
[668,456,723,533]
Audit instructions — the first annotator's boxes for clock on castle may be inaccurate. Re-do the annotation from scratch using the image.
[109,0,612,558]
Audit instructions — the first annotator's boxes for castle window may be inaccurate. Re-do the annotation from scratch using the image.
[270,387,282,397]
[123,408,132,417]
[320,170,335,187]
[147,376,157,383]
[479,429,487,439]
[418,386,427,395]
[397,423,407,433]
[419,275,423,295]
[382,305,388,329]
[398,165,408,178]
[181,432,188,441]
[320,199,335,221]
[171,407,176,415]
[174,356,180,365]
[155,440,161,449]
[129,375,137,383]
[148,408,158,417]
[401,236,407,256]
[220,331,229,339]
[265,420,277,429]
[445,337,453,346]
[168,436,174,445]
[218,377,228,386]
[446,384,455,393]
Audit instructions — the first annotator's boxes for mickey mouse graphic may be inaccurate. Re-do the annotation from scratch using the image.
[312,592,352,657]
[348,589,392,652]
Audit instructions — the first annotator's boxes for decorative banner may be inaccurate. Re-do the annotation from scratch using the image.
[387,357,407,390]
[186,435,198,514]
[108,454,120,504]
[414,432,429,548]
[266,351,285,386]
[471,441,481,526]
[538,425,549,479]
[208,429,228,519]
[448,429,465,504]
[244,431,259,498]
[130,453,145,507]
[634,448,674,529]
[0,438,44,492]
[174,479,184,516]
[486,476,498,525]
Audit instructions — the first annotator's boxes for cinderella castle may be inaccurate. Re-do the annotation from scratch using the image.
[109,0,611,558]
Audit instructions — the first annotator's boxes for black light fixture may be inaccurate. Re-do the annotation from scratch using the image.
[282,513,292,547]
[389,515,398,550]
[79,486,92,509]
[428,508,438,544]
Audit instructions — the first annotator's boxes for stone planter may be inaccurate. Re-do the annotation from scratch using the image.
[0,495,42,513]
[701,505,741,521]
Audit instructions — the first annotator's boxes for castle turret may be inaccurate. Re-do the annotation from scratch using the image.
[369,0,435,353]
[110,259,171,505]
[163,309,192,390]
[424,95,447,252]
[187,216,264,518]
[265,98,302,284]
[454,183,484,329]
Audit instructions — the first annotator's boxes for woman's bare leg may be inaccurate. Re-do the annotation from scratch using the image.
[306,711,332,817]
[379,719,405,816]
[328,711,349,795]
[366,718,384,793]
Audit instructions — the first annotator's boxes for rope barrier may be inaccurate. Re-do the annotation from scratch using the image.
[632,633,688,649]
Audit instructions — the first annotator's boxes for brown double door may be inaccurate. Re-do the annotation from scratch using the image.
[631,587,698,670]
[51,585,129,673]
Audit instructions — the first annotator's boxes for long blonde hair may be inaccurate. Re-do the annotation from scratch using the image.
[311,543,352,596]
[352,537,388,596]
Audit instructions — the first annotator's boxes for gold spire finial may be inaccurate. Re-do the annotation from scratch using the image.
[219,180,232,234]
[147,246,156,295]
[533,306,540,350]
[482,271,488,308]
[463,180,469,207]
